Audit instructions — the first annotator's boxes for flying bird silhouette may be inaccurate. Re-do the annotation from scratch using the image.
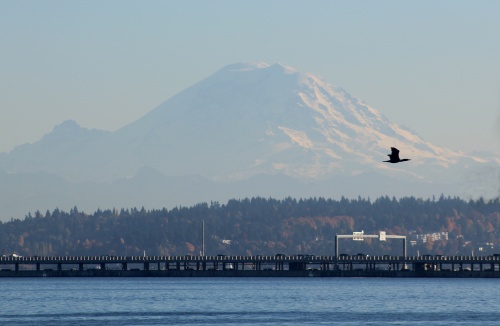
[383,147,411,163]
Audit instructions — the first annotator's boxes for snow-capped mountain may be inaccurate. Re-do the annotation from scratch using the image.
[0,62,498,219]
[1,62,492,182]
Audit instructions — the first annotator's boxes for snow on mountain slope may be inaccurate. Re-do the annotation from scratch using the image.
[0,62,496,184]
[107,62,491,183]
[0,62,499,219]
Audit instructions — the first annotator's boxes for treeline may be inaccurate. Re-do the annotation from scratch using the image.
[1,196,500,257]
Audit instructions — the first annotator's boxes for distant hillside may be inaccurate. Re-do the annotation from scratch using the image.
[1,196,499,257]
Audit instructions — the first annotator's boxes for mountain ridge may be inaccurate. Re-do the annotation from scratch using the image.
[0,62,498,219]
[2,62,495,181]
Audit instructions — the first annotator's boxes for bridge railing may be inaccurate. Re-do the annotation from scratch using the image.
[2,255,500,266]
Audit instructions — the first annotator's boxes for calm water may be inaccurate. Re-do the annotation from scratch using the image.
[1,277,499,325]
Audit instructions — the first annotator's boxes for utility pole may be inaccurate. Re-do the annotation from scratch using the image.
[202,220,205,256]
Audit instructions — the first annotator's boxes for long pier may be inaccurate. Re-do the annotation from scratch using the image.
[2,254,500,277]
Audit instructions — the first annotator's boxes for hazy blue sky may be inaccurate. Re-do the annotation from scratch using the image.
[1,0,499,154]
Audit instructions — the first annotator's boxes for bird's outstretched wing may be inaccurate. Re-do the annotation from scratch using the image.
[390,147,401,161]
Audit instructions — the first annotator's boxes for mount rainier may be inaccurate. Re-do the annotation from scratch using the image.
[0,62,498,219]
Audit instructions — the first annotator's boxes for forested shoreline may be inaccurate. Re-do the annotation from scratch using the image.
[1,196,499,257]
